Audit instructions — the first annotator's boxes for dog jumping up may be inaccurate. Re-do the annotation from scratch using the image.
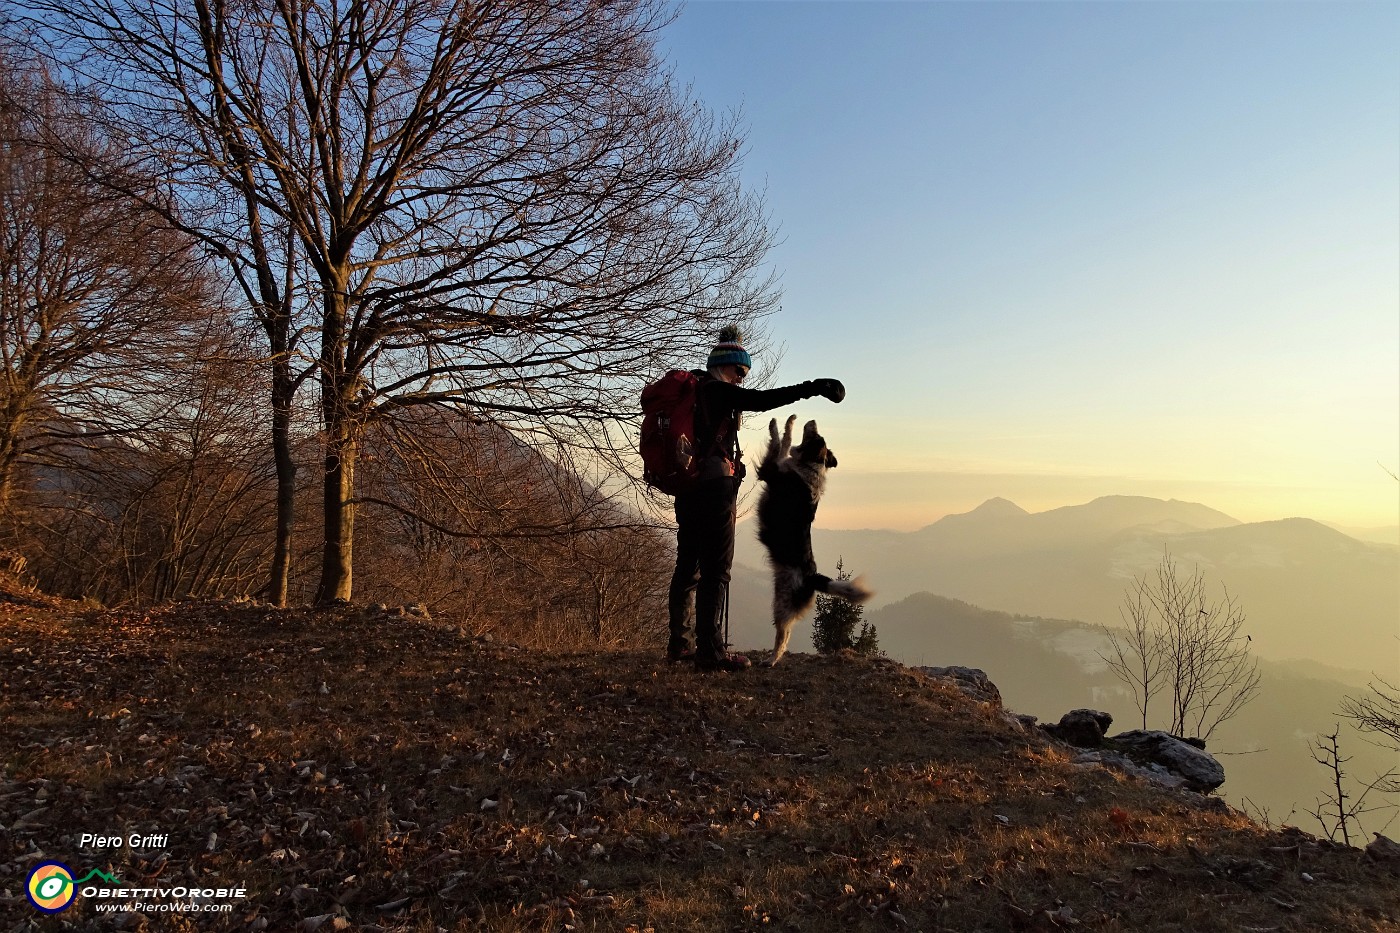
[755,415,872,666]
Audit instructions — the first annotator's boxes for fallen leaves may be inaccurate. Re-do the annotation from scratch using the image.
[0,599,1397,931]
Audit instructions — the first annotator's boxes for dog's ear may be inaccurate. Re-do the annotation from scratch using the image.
[825,450,838,469]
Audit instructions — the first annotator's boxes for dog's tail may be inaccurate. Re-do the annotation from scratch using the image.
[820,574,873,604]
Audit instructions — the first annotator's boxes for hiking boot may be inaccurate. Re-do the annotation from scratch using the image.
[695,650,751,672]
[667,647,696,663]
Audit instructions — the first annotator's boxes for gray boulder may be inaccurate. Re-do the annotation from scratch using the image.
[1071,750,1188,790]
[1365,833,1400,868]
[917,666,1002,707]
[1042,709,1113,748]
[1109,730,1226,792]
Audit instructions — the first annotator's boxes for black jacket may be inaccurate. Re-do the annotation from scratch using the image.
[692,371,822,467]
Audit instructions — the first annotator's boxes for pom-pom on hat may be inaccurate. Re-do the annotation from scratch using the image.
[707,325,752,371]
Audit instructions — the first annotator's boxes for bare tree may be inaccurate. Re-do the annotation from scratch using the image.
[1342,678,1400,753]
[28,0,778,606]
[0,49,210,526]
[1308,725,1398,847]
[1101,575,1166,730]
[351,409,669,648]
[1100,552,1261,740]
[17,326,278,604]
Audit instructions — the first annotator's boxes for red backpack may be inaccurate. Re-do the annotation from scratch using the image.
[640,370,702,495]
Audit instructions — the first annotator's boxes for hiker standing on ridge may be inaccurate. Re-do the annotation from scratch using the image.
[663,327,845,672]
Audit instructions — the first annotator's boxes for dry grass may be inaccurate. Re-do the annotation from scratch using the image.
[2,592,1397,932]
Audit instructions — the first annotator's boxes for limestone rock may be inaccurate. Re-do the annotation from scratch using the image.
[1070,750,1188,790]
[917,666,1002,707]
[1109,729,1226,792]
[1366,833,1400,868]
[1042,709,1113,748]
[1002,712,1039,733]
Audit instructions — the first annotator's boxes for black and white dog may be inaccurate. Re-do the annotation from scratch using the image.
[755,415,872,666]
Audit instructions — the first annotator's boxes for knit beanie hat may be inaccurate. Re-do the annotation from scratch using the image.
[706,325,752,371]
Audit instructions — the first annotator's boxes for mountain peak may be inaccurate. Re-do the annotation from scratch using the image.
[967,497,1028,518]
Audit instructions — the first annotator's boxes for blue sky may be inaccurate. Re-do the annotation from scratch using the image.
[658,1,1400,531]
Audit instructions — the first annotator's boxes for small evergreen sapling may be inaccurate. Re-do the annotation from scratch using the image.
[812,559,880,656]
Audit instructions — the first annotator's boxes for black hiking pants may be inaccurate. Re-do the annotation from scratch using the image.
[668,475,739,660]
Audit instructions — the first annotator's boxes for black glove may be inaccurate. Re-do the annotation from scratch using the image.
[809,378,846,403]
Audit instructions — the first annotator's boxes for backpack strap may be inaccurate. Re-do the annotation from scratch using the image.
[695,375,738,461]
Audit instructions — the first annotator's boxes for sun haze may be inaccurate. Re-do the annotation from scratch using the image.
[662,1,1400,534]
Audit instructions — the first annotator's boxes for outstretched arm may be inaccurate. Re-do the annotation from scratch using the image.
[706,378,845,414]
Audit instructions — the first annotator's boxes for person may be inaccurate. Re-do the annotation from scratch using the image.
[668,327,845,672]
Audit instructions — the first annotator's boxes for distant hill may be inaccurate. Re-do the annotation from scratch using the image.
[732,495,1399,675]
[1326,521,1400,546]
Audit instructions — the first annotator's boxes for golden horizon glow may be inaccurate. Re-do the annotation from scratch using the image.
[804,468,1399,541]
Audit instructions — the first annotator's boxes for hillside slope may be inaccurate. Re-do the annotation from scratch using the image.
[2,596,1397,931]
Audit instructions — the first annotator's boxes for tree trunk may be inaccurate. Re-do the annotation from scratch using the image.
[314,279,357,607]
[268,363,296,606]
[0,389,36,528]
[0,429,22,526]
[315,419,358,605]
